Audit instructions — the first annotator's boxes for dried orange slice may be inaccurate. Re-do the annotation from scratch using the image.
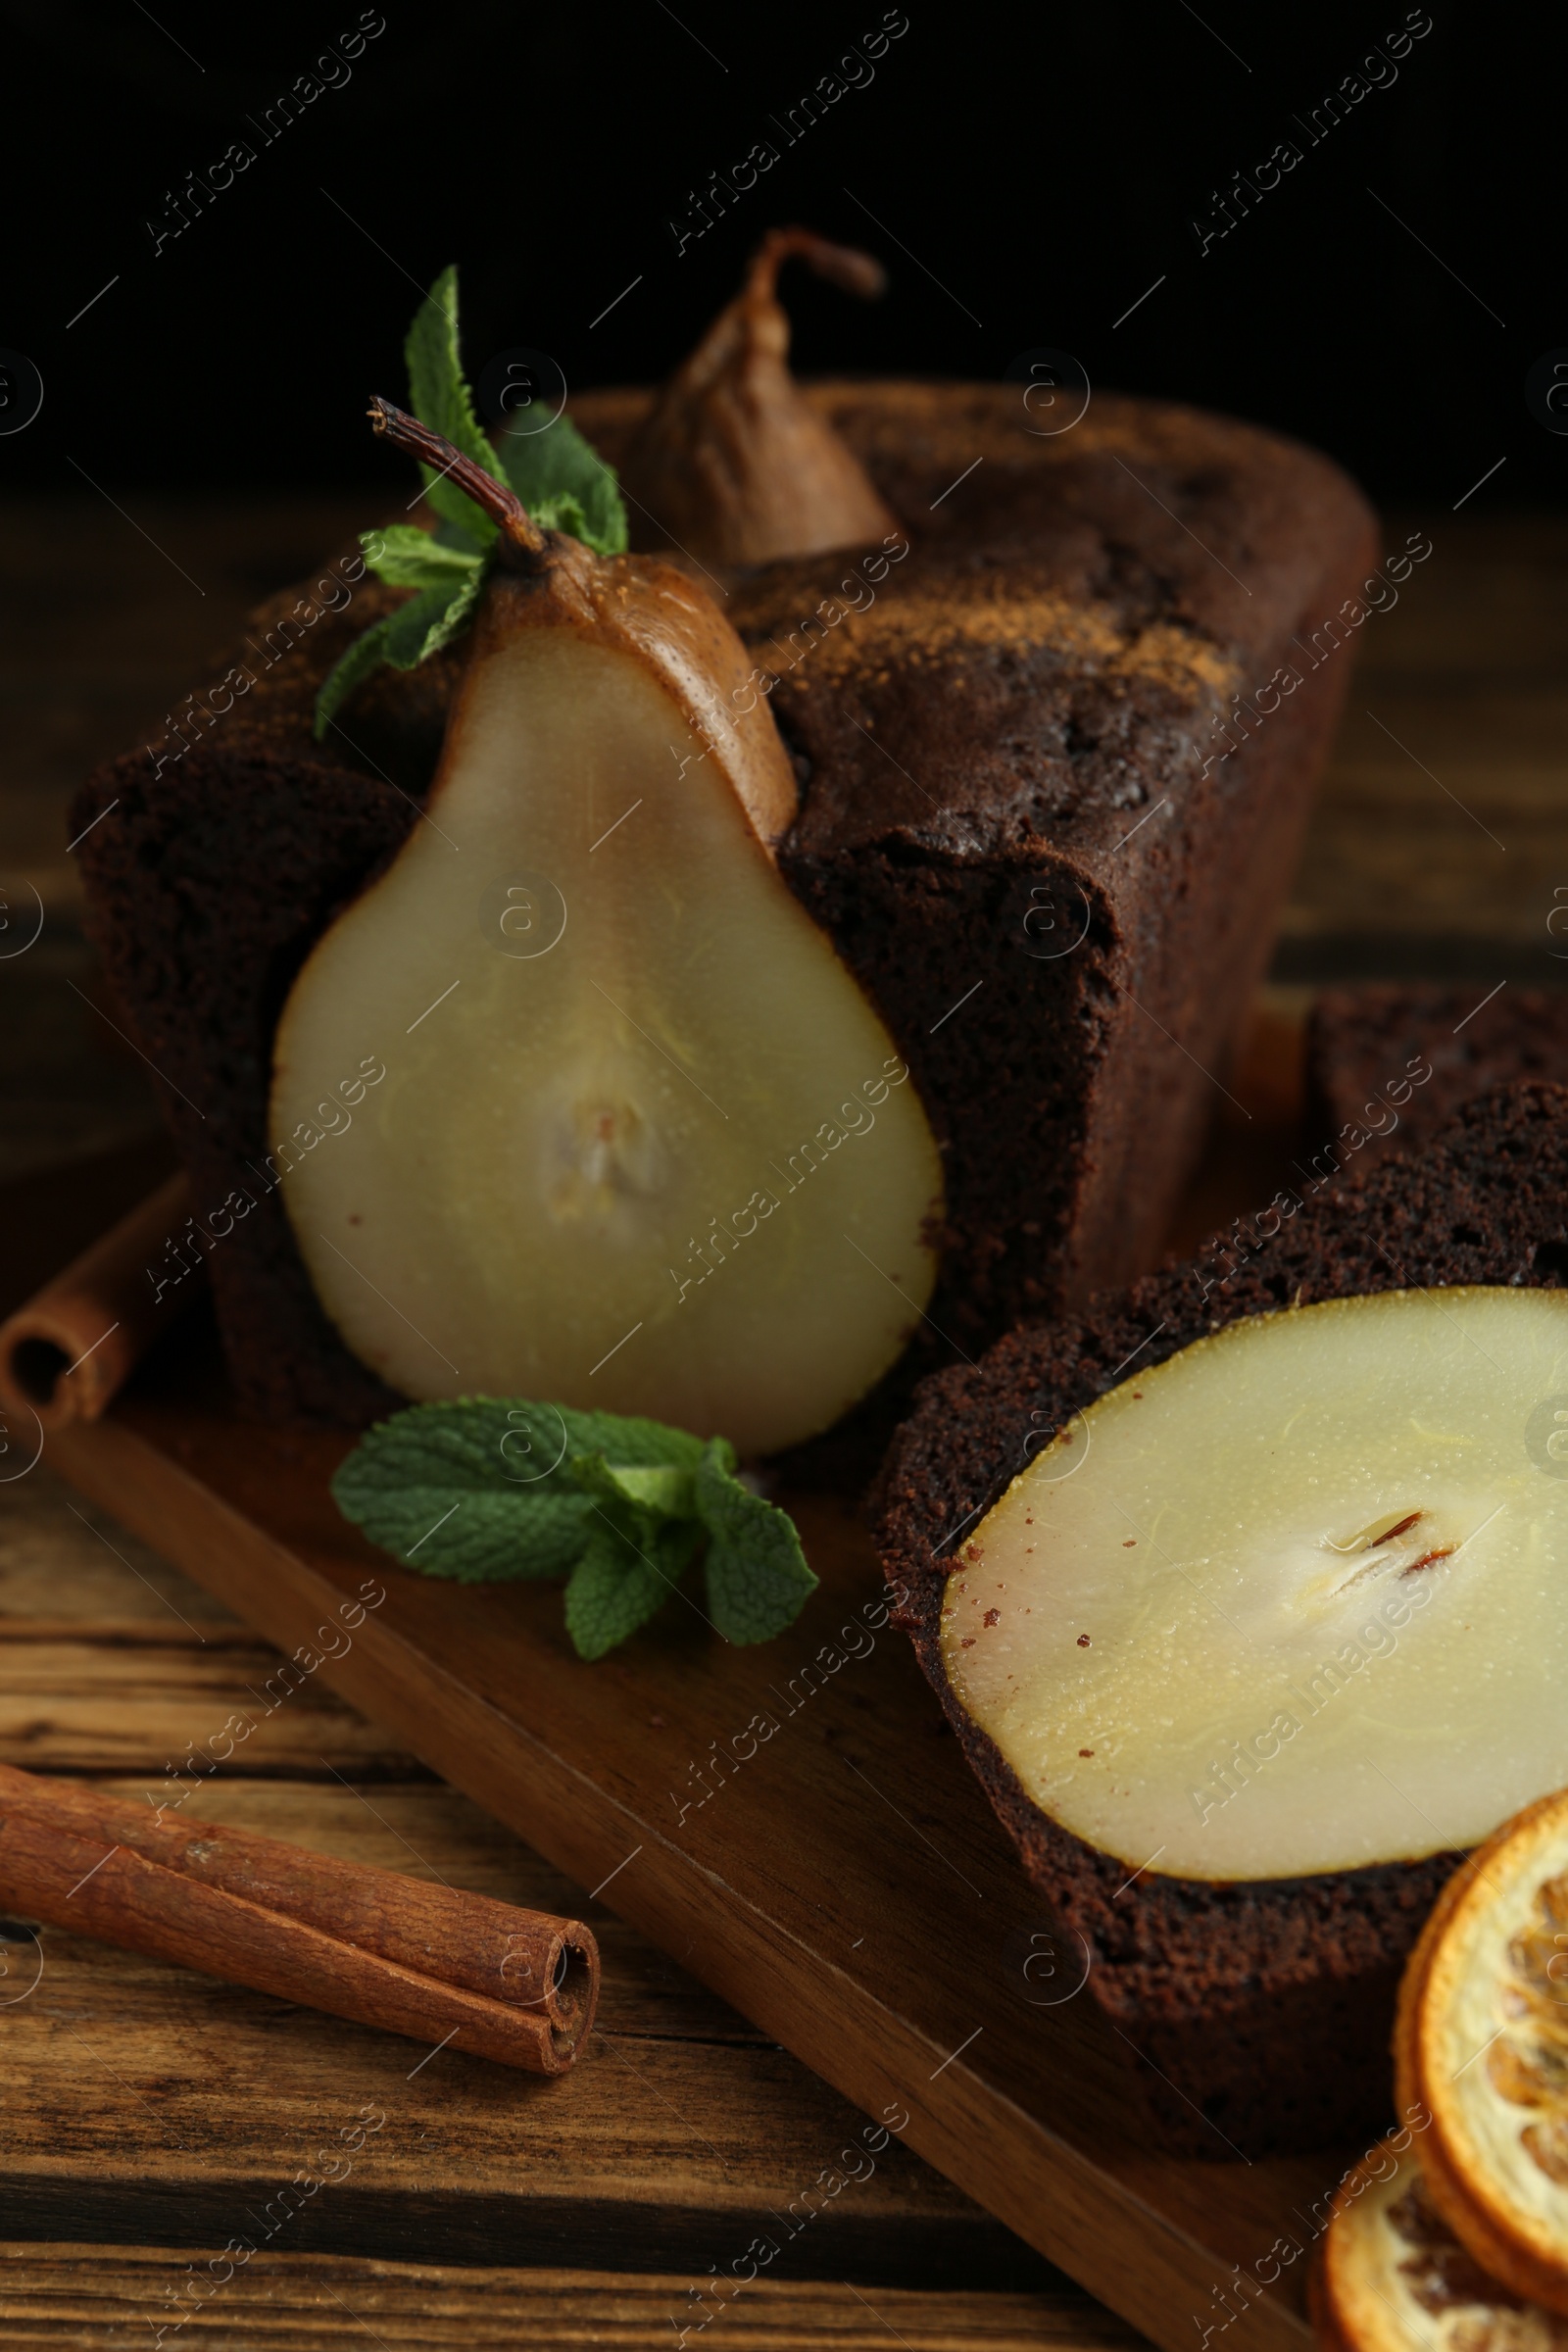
[1397,1788,1568,2313]
[1312,2138,1568,2352]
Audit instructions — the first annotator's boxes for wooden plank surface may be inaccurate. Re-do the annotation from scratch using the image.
[1277,512,1568,980]
[0,1449,1063,2288]
[0,2247,1142,2350]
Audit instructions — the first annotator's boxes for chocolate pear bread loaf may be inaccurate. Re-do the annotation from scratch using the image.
[1308,982,1568,1152]
[874,1078,1568,2160]
[73,381,1375,1427]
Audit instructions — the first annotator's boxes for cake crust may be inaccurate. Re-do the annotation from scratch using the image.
[874,1080,1568,2159]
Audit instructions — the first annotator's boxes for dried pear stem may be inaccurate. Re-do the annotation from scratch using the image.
[744,224,887,309]
[621,225,900,568]
[368,395,547,563]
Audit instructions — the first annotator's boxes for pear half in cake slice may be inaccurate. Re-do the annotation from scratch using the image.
[942,1288,1568,1882]
[271,402,942,1457]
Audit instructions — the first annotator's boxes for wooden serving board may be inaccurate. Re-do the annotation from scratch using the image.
[40,1009,1350,2352]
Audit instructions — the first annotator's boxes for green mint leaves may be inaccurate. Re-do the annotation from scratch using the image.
[402,264,504,545]
[313,266,628,739]
[400,266,628,555]
[497,404,628,556]
[330,1399,816,1661]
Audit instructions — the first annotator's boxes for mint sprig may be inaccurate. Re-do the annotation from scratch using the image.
[402,264,504,545]
[330,1399,817,1661]
[314,266,628,739]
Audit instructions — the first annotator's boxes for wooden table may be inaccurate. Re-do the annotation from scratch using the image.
[0,493,1560,2347]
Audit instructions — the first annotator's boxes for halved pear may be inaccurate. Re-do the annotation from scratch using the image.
[942,1289,1568,1882]
[270,477,942,1458]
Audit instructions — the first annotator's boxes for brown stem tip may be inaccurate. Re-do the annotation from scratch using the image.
[368,394,547,560]
[745,225,888,309]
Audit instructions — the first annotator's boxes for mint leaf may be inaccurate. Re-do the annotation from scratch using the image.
[569,1454,697,1522]
[382,571,483,668]
[497,412,629,557]
[330,1397,811,1659]
[313,568,484,739]
[314,613,398,739]
[331,1402,590,1582]
[695,1438,817,1644]
[365,523,484,591]
[404,266,503,545]
[335,1397,572,1494]
[548,1410,705,1476]
[433,513,487,554]
[345,1485,587,1582]
[557,1514,691,1665]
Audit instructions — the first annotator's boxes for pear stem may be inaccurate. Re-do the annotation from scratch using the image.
[368,395,547,561]
[745,226,887,311]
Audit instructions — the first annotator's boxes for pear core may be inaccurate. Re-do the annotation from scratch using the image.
[941,1289,1568,1883]
[270,628,943,1457]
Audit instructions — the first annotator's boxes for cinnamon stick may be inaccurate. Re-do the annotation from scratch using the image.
[0,1762,590,2039]
[0,1762,598,2075]
[0,1173,197,1431]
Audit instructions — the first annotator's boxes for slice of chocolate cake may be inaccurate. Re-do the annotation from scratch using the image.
[72,380,1375,1431]
[875,1079,1568,2160]
[1308,983,1568,1152]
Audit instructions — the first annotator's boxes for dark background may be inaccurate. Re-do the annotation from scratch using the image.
[0,0,1551,504]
